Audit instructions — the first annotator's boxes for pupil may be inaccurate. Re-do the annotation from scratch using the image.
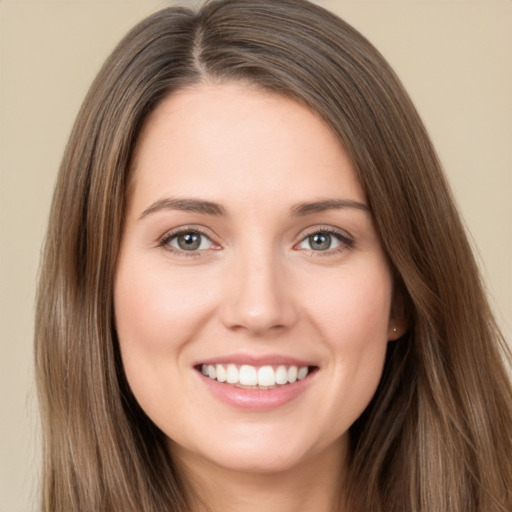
[310,233,331,250]
[178,232,200,250]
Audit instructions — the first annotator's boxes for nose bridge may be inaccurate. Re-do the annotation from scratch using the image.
[220,240,297,335]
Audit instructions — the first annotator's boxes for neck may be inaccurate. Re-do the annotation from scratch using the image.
[173,438,348,512]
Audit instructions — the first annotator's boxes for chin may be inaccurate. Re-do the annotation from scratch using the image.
[168,425,345,477]
[211,448,306,474]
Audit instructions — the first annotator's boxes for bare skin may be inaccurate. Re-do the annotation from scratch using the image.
[175,436,347,512]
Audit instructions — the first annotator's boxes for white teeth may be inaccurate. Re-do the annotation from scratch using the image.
[200,363,312,388]
[226,364,238,384]
[216,364,226,383]
[297,366,308,380]
[275,365,288,385]
[287,366,298,383]
[257,366,275,387]
[239,365,257,386]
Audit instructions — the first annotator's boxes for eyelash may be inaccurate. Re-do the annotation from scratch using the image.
[298,227,354,256]
[159,226,354,257]
[159,226,216,258]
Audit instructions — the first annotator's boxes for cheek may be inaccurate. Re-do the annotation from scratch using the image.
[306,263,393,346]
[302,263,392,420]
[113,257,220,415]
[114,259,217,356]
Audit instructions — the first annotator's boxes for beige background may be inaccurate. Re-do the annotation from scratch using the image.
[1,1,511,510]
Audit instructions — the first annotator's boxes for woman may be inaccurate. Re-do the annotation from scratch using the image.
[34,0,512,511]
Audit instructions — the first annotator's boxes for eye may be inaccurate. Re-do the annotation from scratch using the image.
[163,229,215,252]
[296,229,352,252]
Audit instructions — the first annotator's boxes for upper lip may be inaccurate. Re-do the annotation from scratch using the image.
[195,354,317,367]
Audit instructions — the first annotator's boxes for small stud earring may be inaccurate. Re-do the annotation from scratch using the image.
[393,327,397,333]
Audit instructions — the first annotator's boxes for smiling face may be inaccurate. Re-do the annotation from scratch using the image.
[114,82,403,479]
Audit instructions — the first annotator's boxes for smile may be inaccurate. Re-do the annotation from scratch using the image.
[200,363,312,389]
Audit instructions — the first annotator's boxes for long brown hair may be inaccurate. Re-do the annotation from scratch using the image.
[35,0,512,510]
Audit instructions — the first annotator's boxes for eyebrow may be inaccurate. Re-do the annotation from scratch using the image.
[139,196,369,220]
[290,199,369,216]
[140,198,227,219]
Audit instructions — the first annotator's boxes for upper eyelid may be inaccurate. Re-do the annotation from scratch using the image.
[298,225,353,241]
[160,225,217,242]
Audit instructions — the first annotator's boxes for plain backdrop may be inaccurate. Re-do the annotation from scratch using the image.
[1,1,511,510]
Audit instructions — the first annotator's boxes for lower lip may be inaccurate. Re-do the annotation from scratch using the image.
[198,371,317,411]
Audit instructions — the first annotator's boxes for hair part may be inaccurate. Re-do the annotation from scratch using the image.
[35,1,512,511]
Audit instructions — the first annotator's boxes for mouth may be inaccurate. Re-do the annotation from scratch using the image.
[195,363,318,390]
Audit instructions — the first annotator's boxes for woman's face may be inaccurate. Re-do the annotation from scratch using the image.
[114,82,403,476]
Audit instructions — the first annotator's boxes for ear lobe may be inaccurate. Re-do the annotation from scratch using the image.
[388,321,407,341]
[388,282,409,340]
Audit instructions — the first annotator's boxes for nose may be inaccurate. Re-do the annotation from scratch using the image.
[219,248,299,336]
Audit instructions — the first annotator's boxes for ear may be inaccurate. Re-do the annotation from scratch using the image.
[387,282,409,341]
[387,320,407,341]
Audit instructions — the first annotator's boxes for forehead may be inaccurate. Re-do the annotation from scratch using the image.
[129,82,365,213]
